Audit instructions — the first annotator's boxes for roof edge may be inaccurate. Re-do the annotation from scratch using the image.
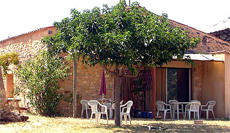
[0,26,54,43]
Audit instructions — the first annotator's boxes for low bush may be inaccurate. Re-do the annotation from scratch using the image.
[15,51,71,116]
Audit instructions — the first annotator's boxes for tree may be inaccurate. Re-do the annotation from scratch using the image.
[15,51,70,116]
[0,52,19,109]
[42,1,199,126]
[0,52,19,76]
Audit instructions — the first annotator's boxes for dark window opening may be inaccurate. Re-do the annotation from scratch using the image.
[167,68,190,102]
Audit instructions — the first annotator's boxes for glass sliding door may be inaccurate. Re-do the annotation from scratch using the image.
[166,68,190,102]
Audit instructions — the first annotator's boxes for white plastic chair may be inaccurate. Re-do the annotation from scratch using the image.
[80,100,91,118]
[156,101,172,119]
[112,100,123,109]
[201,100,216,119]
[88,100,98,119]
[191,100,201,117]
[88,100,108,124]
[191,100,201,104]
[112,100,123,119]
[104,101,113,119]
[184,101,201,119]
[120,100,133,124]
[168,100,184,119]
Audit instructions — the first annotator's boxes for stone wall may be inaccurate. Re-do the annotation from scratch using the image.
[0,26,55,63]
[0,26,55,92]
[57,60,114,117]
[0,26,114,117]
[192,61,203,100]
[0,26,56,112]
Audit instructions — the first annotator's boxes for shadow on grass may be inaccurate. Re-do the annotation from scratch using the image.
[97,120,230,132]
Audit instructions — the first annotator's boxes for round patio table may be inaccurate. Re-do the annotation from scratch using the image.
[99,99,114,118]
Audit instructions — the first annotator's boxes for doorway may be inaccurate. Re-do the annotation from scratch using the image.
[120,69,153,112]
[7,74,14,98]
[166,68,190,102]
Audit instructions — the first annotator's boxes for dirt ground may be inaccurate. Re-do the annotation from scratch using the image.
[0,114,230,133]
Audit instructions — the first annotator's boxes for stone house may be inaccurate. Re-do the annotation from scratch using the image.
[0,18,230,118]
[0,26,114,117]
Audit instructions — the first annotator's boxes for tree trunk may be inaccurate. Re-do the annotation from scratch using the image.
[73,59,77,118]
[115,76,123,126]
[0,67,5,91]
[0,110,29,122]
[0,67,6,108]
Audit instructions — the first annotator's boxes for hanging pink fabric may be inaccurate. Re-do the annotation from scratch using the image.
[100,70,106,96]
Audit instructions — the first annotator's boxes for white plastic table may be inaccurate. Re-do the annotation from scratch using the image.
[99,99,114,119]
[175,102,190,119]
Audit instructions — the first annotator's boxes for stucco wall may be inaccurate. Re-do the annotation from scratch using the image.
[224,54,230,117]
[202,61,225,117]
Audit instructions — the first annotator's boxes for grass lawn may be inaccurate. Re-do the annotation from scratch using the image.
[0,114,230,133]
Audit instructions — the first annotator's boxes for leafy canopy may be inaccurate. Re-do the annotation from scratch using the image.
[42,0,200,126]
[0,52,19,75]
[43,1,199,76]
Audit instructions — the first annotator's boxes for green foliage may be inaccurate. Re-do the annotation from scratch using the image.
[41,0,200,126]
[64,92,82,106]
[0,52,19,75]
[15,51,71,116]
[42,1,200,76]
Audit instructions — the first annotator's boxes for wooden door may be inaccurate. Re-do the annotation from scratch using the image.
[7,74,14,98]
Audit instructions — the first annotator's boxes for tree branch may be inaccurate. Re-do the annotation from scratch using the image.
[102,65,119,77]
[102,64,145,78]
